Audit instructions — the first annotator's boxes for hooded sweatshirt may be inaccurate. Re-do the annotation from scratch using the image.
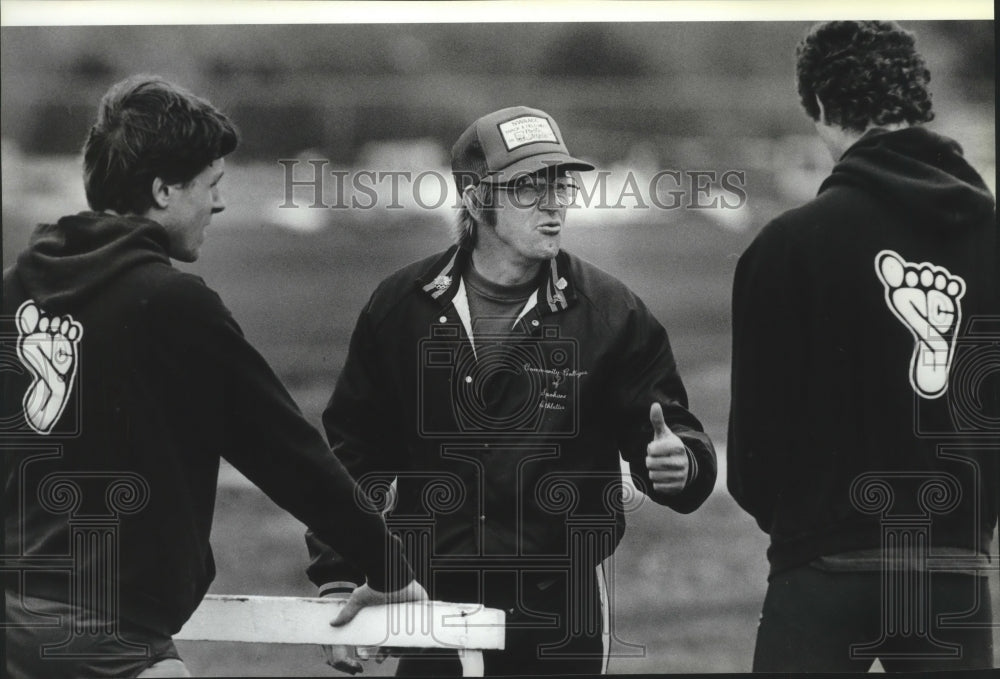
[727,127,999,577]
[2,212,413,635]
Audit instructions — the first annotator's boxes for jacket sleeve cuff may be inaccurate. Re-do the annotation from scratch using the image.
[653,429,717,514]
[318,581,359,597]
[685,446,698,489]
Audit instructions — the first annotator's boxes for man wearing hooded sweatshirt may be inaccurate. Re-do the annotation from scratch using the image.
[2,75,425,679]
[728,21,998,672]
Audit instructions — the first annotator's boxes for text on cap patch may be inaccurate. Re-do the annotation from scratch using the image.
[498,116,558,151]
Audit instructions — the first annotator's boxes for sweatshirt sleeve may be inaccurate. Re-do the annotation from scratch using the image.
[613,296,717,514]
[727,220,804,533]
[144,273,413,593]
[306,302,409,592]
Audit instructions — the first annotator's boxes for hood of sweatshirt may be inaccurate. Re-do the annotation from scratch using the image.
[819,126,995,231]
[14,211,173,313]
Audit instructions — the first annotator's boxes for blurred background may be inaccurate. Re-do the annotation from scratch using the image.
[2,20,996,675]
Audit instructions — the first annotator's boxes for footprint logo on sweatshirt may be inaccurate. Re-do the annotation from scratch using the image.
[875,250,966,399]
[15,300,83,434]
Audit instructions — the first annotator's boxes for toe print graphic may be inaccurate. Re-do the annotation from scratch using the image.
[875,250,966,399]
[15,300,83,434]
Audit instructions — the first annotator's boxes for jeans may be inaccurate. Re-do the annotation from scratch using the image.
[5,592,187,679]
[752,565,995,672]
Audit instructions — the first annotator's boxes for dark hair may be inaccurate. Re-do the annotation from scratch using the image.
[83,74,239,215]
[796,21,934,132]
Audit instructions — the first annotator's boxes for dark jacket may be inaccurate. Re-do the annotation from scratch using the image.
[2,212,412,635]
[306,244,716,605]
[728,127,999,577]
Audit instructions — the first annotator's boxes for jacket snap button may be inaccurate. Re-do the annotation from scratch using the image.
[439,316,447,323]
[531,319,539,326]
[465,376,472,383]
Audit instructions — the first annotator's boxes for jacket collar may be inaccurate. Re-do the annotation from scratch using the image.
[416,244,577,314]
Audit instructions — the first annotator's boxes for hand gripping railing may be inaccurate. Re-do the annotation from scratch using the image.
[175,595,506,676]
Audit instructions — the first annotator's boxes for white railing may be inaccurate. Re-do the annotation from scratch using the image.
[176,595,505,677]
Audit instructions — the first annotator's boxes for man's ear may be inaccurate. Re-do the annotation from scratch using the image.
[462,185,483,222]
[815,94,828,125]
[151,177,172,210]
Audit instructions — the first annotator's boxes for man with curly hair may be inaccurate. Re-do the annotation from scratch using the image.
[728,21,997,672]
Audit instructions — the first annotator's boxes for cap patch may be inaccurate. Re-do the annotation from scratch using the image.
[497,116,558,151]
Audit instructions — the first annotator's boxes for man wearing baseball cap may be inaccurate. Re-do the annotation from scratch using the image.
[307,106,716,676]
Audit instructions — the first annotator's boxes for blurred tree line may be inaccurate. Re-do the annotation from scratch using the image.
[1,22,993,166]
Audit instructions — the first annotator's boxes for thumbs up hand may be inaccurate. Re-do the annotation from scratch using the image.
[646,403,690,495]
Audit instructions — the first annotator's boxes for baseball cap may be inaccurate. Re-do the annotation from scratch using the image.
[451,106,595,191]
